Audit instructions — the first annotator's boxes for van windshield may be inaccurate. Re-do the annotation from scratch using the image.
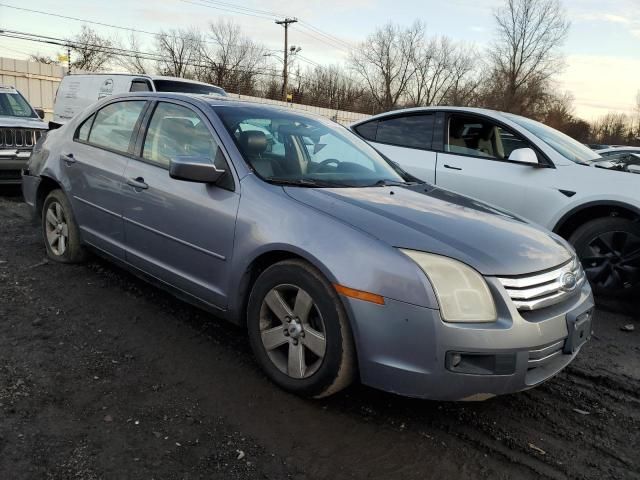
[153,80,227,96]
[0,91,37,118]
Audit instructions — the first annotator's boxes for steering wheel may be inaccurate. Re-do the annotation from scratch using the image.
[312,158,340,173]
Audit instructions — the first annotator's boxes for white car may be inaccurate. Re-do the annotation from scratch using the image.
[351,107,640,296]
[52,74,226,126]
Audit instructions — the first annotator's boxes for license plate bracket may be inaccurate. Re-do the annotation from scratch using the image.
[564,308,593,354]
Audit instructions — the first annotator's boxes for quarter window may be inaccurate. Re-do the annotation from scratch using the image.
[76,114,95,142]
[130,80,152,92]
[375,115,434,149]
[353,121,378,141]
[142,102,225,170]
[88,101,146,154]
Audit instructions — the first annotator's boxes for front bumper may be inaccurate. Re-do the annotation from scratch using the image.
[344,280,594,401]
[0,149,32,184]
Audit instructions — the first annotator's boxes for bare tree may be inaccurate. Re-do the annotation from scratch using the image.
[114,32,152,74]
[155,28,202,78]
[68,26,114,72]
[349,21,423,112]
[29,53,59,65]
[487,0,570,115]
[198,20,266,93]
[592,112,631,145]
[407,36,478,106]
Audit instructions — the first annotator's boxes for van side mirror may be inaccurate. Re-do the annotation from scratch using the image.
[34,108,45,119]
[169,156,225,183]
[508,148,538,165]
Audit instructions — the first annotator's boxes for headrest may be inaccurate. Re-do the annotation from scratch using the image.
[239,131,268,155]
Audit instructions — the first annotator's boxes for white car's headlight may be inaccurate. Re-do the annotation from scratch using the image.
[400,249,497,323]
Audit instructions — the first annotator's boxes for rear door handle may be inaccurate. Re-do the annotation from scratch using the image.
[444,164,462,171]
[127,177,148,190]
[60,153,76,165]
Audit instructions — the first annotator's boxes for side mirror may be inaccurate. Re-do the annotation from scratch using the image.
[34,108,45,119]
[169,156,225,183]
[508,148,538,165]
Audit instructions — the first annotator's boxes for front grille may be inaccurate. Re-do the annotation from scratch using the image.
[497,257,585,311]
[0,128,44,148]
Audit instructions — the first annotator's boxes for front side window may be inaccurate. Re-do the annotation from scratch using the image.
[0,92,36,118]
[88,101,146,153]
[143,102,225,170]
[447,115,532,161]
[504,113,600,164]
[375,115,434,149]
[214,105,405,187]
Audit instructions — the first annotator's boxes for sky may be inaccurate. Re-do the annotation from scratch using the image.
[0,0,638,120]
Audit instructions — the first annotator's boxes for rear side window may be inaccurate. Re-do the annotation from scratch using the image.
[353,121,378,141]
[130,80,152,92]
[375,115,434,149]
[88,101,146,154]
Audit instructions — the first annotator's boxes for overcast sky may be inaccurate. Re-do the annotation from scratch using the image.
[1,0,638,120]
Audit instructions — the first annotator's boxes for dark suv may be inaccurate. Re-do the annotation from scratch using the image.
[0,85,47,185]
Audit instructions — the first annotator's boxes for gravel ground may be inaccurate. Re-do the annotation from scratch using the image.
[0,189,638,480]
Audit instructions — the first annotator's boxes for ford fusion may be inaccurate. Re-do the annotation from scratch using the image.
[22,93,594,400]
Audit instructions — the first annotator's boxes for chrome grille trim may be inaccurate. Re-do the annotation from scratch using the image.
[0,128,43,148]
[497,257,585,312]
[528,340,565,368]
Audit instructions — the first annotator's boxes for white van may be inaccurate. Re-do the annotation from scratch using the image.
[52,74,227,126]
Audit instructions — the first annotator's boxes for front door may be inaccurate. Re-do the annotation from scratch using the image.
[435,113,565,228]
[121,101,240,309]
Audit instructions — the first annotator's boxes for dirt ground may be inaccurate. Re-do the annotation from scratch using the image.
[0,189,638,480]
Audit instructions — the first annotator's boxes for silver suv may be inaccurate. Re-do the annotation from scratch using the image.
[0,85,47,185]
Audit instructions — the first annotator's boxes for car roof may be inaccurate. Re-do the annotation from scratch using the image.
[103,92,329,120]
[63,73,222,88]
[350,106,514,126]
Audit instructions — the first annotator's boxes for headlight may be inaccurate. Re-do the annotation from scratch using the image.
[400,249,497,323]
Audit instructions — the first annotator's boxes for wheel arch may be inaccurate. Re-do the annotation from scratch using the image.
[35,175,64,219]
[228,246,339,328]
[553,201,640,240]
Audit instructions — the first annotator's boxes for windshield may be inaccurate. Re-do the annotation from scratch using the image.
[504,113,600,164]
[0,91,37,118]
[153,80,227,96]
[213,105,406,187]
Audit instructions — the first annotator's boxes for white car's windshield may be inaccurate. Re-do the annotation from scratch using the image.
[214,105,407,187]
[504,113,600,164]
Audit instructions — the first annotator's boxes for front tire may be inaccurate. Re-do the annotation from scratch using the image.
[247,259,356,398]
[42,189,86,263]
[569,217,640,297]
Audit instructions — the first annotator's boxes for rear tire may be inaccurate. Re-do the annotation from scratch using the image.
[569,217,640,297]
[247,259,356,398]
[42,189,86,264]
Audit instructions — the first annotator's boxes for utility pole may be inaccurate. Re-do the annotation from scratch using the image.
[275,17,297,102]
[67,46,71,74]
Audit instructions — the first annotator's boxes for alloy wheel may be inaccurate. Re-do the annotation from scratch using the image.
[45,201,69,256]
[259,284,326,379]
[580,230,640,290]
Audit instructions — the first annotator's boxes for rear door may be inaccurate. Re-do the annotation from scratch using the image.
[353,113,438,183]
[121,100,240,308]
[435,113,564,227]
[64,99,149,259]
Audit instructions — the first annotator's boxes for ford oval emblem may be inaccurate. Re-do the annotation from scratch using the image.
[559,272,577,291]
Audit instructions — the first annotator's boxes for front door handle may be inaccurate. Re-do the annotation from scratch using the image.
[127,177,149,190]
[60,153,76,165]
[444,164,462,171]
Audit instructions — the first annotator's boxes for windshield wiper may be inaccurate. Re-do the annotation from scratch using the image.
[370,179,422,187]
[266,177,356,188]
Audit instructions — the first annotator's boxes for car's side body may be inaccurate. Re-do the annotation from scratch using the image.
[350,107,640,237]
[23,94,594,400]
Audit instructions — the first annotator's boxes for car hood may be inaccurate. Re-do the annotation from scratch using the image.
[0,115,47,129]
[285,185,571,276]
